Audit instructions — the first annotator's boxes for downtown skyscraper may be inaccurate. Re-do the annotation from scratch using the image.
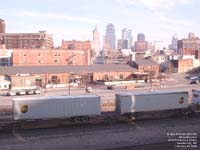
[171,34,178,52]
[122,28,133,49]
[91,25,100,56]
[105,23,116,49]
[137,33,145,42]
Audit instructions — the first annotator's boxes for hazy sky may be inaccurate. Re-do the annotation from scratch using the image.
[0,0,199,47]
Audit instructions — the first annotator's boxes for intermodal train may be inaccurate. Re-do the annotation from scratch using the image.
[12,90,200,126]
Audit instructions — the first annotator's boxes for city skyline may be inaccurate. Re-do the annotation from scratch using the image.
[0,0,200,47]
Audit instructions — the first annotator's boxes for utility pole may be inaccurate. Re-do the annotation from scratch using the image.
[68,73,70,96]
[45,74,47,96]
[168,61,172,79]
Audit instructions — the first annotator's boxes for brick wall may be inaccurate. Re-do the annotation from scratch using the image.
[178,59,193,73]
[12,49,90,66]
[93,71,132,81]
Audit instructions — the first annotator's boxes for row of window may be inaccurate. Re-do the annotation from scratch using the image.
[104,74,124,81]
[0,84,8,89]
[20,59,76,64]
[140,66,158,70]
[20,59,61,63]
[21,53,61,57]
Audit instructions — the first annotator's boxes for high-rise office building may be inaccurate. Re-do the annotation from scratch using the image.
[122,28,128,40]
[127,29,133,48]
[171,34,178,52]
[105,23,116,49]
[121,28,133,49]
[137,33,145,42]
[91,25,100,56]
[117,39,128,50]
[0,19,5,33]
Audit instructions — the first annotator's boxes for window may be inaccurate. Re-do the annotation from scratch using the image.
[68,44,75,49]
[51,76,58,84]
[104,74,109,81]
[4,85,7,88]
[54,59,59,63]
[54,53,60,56]
[119,74,123,80]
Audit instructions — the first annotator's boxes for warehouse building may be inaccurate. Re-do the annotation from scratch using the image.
[0,64,136,90]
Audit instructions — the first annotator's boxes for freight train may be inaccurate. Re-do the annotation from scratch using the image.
[12,90,200,126]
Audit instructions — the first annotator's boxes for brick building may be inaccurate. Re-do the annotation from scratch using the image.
[131,55,160,77]
[61,40,91,50]
[61,40,92,64]
[178,59,193,73]
[12,48,91,66]
[135,41,148,52]
[0,49,13,66]
[182,49,200,59]
[0,31,54,49]
[0,64,136,89]
[178,35,200,56]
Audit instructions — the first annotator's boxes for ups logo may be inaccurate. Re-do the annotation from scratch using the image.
[21,105,28,113]
[178,97,184,104]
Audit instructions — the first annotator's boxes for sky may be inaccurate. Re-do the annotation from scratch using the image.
[0,0,200,47]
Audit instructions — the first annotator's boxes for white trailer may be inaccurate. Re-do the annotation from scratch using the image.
[116,91,188,114]
[13,95,101,120]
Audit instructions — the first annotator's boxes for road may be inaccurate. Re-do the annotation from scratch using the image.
[0,116,199,150]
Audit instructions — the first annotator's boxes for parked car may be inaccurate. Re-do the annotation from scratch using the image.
[7,90,17,96]
[190,80,198,84]
[190,76,199,80]
[26,89,35,95]
[107,85,127,90]
[16,90,26,95]
[34,89,41,94]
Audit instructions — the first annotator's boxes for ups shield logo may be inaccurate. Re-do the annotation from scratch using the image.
[21,105,28,113]
[178,97,184,104]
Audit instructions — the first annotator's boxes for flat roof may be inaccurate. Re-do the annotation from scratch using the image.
[0,64,136,75]
[13,95,100,101]
[117,90,188,96]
